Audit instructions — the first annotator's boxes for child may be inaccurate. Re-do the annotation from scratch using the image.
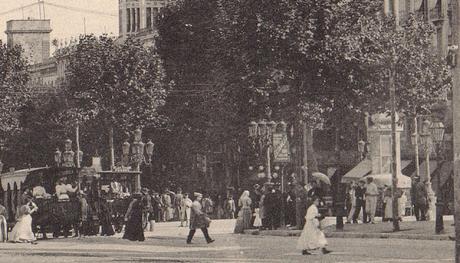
[253,207,262,230]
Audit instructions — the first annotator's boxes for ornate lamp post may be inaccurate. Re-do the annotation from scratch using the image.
[419,119,436,220]
[122,128,154,191]
[430,120,445,234]
[358,140,366,160]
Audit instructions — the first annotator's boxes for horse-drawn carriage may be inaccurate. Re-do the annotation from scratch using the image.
[0,166,143,238]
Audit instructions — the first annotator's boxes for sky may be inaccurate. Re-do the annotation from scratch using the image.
[0,0,119,44]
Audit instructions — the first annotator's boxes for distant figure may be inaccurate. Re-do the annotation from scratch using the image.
[365,177,378,224]
[161,189,173,221]
[253,207,262,229]
[346,182,356,224]
[296,196,331,255]
[202,194,214,217]
[123,193,145,242]
[181,193,193,227]
[352,180,366,224]
[238,191,252,230]
[414,178,428,221]
[225,196,236,219]
[175,188,184,222]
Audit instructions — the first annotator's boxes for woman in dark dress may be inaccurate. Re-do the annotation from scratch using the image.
[123,193,145,241]
[100,197,115,236]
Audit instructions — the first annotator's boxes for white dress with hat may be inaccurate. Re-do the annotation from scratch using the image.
[296,204,327,251]
[253,208,262,227]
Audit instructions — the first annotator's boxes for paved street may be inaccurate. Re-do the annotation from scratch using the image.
[0,219,454,263]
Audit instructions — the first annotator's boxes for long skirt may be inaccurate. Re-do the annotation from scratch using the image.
[9,215,35,242]
[296,218,327,250]
[123,214,144,241]
[0,215,7,242]
[241,208,252,229]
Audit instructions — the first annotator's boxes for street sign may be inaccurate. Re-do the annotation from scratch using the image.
[272,133,290,163]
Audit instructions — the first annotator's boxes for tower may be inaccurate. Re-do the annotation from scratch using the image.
[5,19,52,65]
[119,0,168,39]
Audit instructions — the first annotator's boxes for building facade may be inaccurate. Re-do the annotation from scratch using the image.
[118,0,170,41]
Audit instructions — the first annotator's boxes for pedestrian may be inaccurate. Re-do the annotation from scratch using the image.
[186,192,214,244]
[0,203,8,242]
[352,180,366,223]
[253,206,262,230]
[238,190,252,230]
[174,188,184,222]
[182,193,193,227]
[414,178,428,221]
[216,195,225,219]
[123,192,145,242]
[293,179,308,229]
[296,196,331,255]
[100,196,115,237]
[365,177,378,224]
[202,194,214,218]
[225,196,236,219]
[9,198,38,244]
[264,186,281,230]
[161,188,173,222]
[398,190,407,221]
[346,182,356,224]
[383,186,393,221]
[150,191,162,231]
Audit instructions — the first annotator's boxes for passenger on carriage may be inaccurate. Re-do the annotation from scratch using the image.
[55,178,78,200]
[111,181,122,196]
[32,180,51,199]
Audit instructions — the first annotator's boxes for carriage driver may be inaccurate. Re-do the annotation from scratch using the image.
[55,177,78,200]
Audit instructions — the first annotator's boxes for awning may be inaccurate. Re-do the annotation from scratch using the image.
[341,159,372,183]
[0,167,48,190]
[363,173,412,188]
[411,160,437,179]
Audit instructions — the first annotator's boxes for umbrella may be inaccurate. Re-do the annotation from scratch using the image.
[311,172,331,185]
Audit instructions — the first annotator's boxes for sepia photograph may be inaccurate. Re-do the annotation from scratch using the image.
[0,0,459,262]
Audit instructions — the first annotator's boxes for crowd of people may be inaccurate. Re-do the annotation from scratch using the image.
[345,176,428,224]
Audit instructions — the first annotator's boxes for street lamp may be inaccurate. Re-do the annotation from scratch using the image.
[358,140,366,160]
[122,128,154,191]
[54,148,62,167]
[419,119,435,221]
[430,120,445,234]
[145,140,155,164]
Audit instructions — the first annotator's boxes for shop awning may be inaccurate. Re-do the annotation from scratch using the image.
[411,160,437,179]
[341,159,372,183]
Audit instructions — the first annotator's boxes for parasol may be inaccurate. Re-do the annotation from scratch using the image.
[311,172,331,185]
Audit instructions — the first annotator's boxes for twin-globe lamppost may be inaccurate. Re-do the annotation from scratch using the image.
[121,128,154,191]
[54,139,83,168]
[248,120,288,183]
[412,119,445,233]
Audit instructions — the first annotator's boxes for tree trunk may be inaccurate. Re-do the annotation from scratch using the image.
[109,126,115,170]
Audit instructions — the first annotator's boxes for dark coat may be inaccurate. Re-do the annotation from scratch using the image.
[414,182,428,206]
[190,200,210,230]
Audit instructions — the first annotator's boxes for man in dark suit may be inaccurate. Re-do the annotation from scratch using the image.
[352,180,367,223]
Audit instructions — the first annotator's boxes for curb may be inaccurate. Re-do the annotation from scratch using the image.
[243,229,452,241]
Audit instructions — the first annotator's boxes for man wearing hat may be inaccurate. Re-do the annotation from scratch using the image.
[187,192,214,244]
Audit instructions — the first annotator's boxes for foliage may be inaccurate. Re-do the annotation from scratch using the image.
[66,35,168,130]
[0,41,30,136]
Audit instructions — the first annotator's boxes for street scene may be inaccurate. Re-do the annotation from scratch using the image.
[0,0,460,262]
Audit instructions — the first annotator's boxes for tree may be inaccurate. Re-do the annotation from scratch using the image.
[65,35,168,168]
[0,41,30,137]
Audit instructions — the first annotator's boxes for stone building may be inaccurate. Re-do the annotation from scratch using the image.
[118,0,171,44]
[5,19,52,65]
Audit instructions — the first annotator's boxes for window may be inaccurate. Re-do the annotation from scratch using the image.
[132,8,136,32]
[127,8,131,32]
[137,8,141,31]
[152,8,159,27]
[146,7,152,29]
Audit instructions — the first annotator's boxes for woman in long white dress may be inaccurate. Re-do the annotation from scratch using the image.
[296,196,331,255]
[9,200,38,244]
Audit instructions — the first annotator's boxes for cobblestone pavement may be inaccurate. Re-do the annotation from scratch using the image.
[0,220,454,263]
